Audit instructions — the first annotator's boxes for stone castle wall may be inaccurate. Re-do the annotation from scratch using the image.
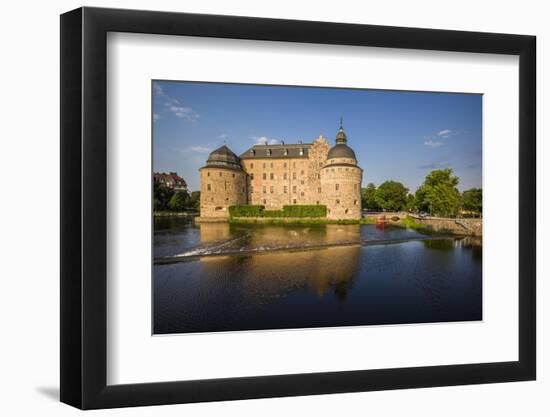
[199,167,247,218]
[240,137,330,209]
[198,136,362,220]
[320,165,362,219]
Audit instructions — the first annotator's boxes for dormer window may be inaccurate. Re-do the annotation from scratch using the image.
[299,148,304,156]
[250,149,255,155]
[284,148,288,156]
[266,149,272,156]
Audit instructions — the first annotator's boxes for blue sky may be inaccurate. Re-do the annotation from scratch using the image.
[153,81,482,193]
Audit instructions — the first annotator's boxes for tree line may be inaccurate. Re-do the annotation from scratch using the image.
[361,168,482,217]
[153,180,200,212]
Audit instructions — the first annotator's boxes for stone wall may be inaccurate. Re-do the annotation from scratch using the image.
[199,167,247,218]
[321,163,362,220]
[410,215,482,236]
[240,136,330,209]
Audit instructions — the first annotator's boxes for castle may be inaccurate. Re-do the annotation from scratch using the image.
[199,122,363,220]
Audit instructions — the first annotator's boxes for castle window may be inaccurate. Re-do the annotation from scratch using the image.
[207,184,211,191]
[250,186,253,193]
[292,172,296,180]
[219,172,222,177]
[317,174,320,179]
[263,186,266,193]
[292,186,297,193]
[354,184,358,190]
[250,163,254,168]
[300,191,304,196]
[250,173,254,180]
[232,173,235,178]
[226,197,229,201]
[270,186,274,193]
[336,184,340,191]
[270,173,274,180]
[293,162,296,168]
[293,199,297,204]
[336,199,340,204]
[284,162,287,168]
[301,180,304,185]
[345,209,349,214]
[283,173,287,180]
[318,187,321,193]
[263,163,266,168]
[207,172,210,177]
[300,170,304,175]
[270,162,273,168]
[263,199,267,204]
[224,182,227,190]
[354,200,358,205]
[284,186,288,193]
[316,201,319,205]
[263,173,267,180]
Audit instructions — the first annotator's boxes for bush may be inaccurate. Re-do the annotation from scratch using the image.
[263,210,285,217]
[228,205,265,217]
[228,205,327,218]
[282,205,326,217]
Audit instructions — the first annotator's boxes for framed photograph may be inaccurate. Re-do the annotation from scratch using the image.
[60,7,536,409]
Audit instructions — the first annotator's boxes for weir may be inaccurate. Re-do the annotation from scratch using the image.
[154,234,459,265]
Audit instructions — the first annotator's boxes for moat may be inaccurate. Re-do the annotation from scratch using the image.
[153,217,482,334]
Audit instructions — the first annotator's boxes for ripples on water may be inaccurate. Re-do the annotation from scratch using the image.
[153,217,482,334]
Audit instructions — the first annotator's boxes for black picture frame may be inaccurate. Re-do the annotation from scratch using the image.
[60,6,536,410]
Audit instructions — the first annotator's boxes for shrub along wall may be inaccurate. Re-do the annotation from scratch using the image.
[228,205,265,217]
[228,205,327,218]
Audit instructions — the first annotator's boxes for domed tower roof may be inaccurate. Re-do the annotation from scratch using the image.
[203,145,243,170]
[327,118,357,161]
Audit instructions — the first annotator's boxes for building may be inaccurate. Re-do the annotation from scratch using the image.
[199,122,363,219]
[153,172,187,191]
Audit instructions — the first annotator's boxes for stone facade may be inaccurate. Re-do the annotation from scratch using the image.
[199,124,363,219]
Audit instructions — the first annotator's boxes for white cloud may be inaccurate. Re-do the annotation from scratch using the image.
[153,82,199,122]
[185,146,212,153]
[437,129,452,138]
[253,136,280,145]
[424,140,444,148]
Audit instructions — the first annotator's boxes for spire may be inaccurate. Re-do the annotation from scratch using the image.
[336,117,347,144]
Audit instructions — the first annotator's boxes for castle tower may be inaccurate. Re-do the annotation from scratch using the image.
[320,120,363,219]
[199,145,247,218]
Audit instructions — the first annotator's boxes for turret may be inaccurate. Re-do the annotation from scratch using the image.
[199,145,247,218]
[320,120,363,219]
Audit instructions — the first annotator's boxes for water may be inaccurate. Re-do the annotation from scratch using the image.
[153,217,482,334]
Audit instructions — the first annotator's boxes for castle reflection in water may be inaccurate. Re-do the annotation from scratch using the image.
[153,218,482,334]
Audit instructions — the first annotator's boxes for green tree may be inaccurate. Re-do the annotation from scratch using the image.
[405,194,416,212]
[168,190,190,212]
[374,180,409,211]
[153,179,175,211]
[462,188,482,215]
[188,191,201,211]
[361,183,379,210]
[415,169,461,217]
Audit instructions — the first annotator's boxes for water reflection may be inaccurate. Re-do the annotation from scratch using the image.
[153,217,482,334]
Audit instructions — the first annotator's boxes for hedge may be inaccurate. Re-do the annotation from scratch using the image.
[228,204,327,218]
[282,205,327,217]
[228,205,265,217]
